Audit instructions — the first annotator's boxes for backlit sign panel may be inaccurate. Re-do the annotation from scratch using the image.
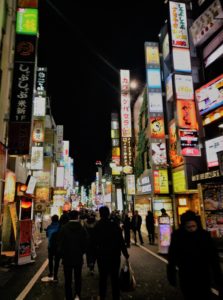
[153,169,169,194]
[195,74,223,116]
[30,147,43,170]
[33,97,46,116]
[173,169,187,193]
[147,69,162,89]
[173,48,191,73]
[177,100,198,129]
[151,143,167,165]
[179,129,200,156]
[16,8,38,35]
[149,93,163,113]
[205,136,223,167]
[169,2,189,48]
[150,116,165,139]
[175,74,194,100]
[120,70,132,137]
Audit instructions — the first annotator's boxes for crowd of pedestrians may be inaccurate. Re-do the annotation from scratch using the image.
[42,207,223,300]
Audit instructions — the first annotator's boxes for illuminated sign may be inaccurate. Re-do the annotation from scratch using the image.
[169,2,189,48]
[177,100,198,129]
[63,141,69,159]
[190,0,223,46]
[173,48,191,73]
[179,129,200,156]
[33,97,46,117]
[147,69,161,89]
[205,44,223,68]
[56,166,65,187]
[32,120,44,142]
[145,44,160,65]
[18,0,38,8]
[36,68,47,96]
[120,70,132,137]
[150,116,165,138]
[169,120,184,167]
[173,169,187,193]
[16,8,38,35]
[153,169,169,194]
[3,171,16,203]
[30,146,43,170]
[175,74,194,100]
[203,107,223,126]
[122,137,133,169]
[151,142,167,166]
[126,175,135,195]
[195,74,223,116]
[162,33,170,60]
[149,93,163,113]
[205,136,223,167]
[166,74,173,101]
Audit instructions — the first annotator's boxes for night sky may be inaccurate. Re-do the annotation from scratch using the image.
[38,1,166,185]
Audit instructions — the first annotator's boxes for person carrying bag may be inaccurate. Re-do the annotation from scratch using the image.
[119,260,136,292]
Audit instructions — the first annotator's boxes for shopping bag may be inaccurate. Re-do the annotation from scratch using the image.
[119,261,136,292]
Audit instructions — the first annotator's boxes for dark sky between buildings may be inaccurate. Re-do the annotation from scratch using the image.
[38,0,166,185]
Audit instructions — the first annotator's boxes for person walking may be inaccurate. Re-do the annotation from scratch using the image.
[131,210,144,245]
[84,212,97,275]
[167,210,223,300]
[122,211,131,248]
[146,211,155,245]
[58,210,87,300]
[43,214,60,282]
[93,206,129,300]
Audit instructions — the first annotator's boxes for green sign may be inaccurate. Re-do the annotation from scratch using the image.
[173,170,187,193]
[16,8,38,35]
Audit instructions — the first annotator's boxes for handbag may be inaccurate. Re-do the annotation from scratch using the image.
[119,260,136,292]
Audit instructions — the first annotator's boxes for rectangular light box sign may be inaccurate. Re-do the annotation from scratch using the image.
[16,8,38,35]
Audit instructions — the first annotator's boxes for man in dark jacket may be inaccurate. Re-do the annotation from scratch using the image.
[167,210,223,300]
[146,211,155,245]
[58,210,87,300]
[131,210,144,245]
[93,206,129,300]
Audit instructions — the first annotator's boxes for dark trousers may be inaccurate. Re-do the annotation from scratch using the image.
[133,228,143,244]
[147,229,155,244]
[97,258,120,300]
[63,264,82,300]
[124,229,130,247]
[48,248,60,278]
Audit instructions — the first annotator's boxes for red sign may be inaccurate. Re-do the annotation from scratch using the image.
[18,220,32,260]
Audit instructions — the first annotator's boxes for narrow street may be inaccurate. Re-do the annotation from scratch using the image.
[0,234,220,300]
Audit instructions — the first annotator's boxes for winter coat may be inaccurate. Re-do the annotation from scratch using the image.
[46,222,60,249]
[58,220,87,266]
[167,227,223,298]
[146,213,155,232]
[93,218,129,262]
[131,215,142,230]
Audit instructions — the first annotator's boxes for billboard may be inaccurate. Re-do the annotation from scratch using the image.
[169,1,189,48]
[16,8,38,35]
[173,169,187,193]
[151,142,167,166]
[169,120,184,167]
[120,70,132,137]
[33,97,46,116]
[147,69,162,89]
[145,44,160,65]
[190,0,223,46]
[177,100,198,129]
[153,170,169,194]
[10,62,35,122]
[149,93,163,113]
[205,136,223,168]
[175,74,194,100]
[172,48,191,73]
[179,129,200,156]
[30,147,43,170]
[150,116,165,139]
[195,74,223,116]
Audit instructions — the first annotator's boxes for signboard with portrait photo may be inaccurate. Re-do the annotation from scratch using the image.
[150,116,165,139]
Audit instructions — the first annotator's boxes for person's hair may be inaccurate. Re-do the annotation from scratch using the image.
[69,210,79,220]
[180,210,202,229]
[51,215,59,222]
[99,206,110,219]
[161,208,166,214]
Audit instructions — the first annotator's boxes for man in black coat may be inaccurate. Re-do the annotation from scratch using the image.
[145,210,155,245]
[131,210,144,245]
[58,210,87,300]
[167,210,223,300]
[93,206,129,300]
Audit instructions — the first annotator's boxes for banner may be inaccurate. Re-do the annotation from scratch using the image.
[169,1,189,48]
[120,70,132,137]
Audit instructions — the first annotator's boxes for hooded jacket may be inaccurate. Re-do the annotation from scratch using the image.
[58,220,87,266]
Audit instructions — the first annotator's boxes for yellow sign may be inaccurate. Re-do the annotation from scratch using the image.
[146,46,160,65]
[173,170,187,193]
[153,169,169,194]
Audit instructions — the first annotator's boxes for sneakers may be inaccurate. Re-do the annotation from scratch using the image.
[74,295,80,300]
[41,276,54,282]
